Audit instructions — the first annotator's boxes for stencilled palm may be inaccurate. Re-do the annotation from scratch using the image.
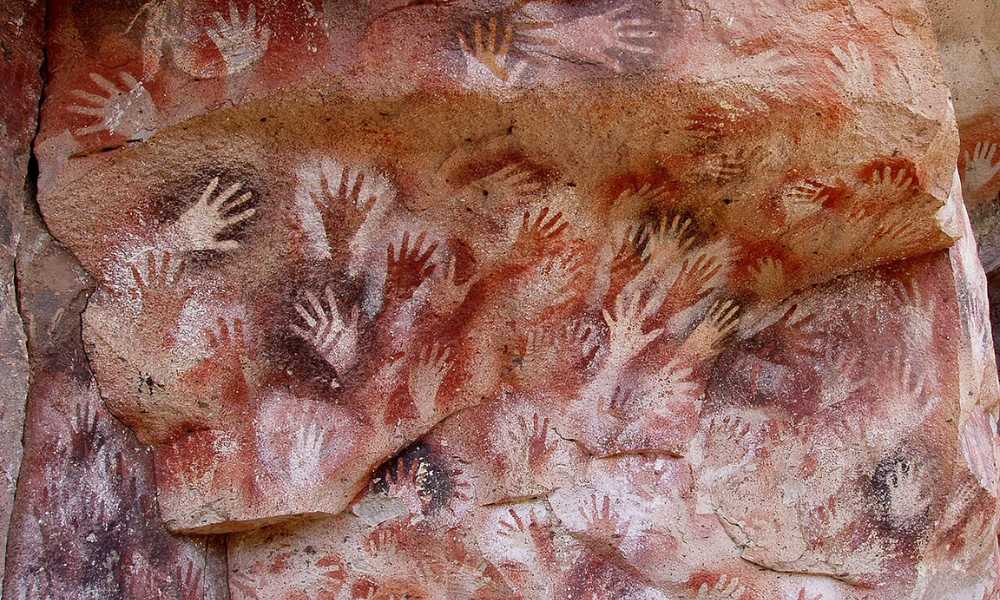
[681,300,740,362]
[661,252,723,312]
[842,199,876,226]
[696,574,747,600]
[632,360,698,415]
[359,526,400,572]
[520,319,597,379]
[889,348,930,402]
[578,494,630,540]
[933,482,996,574]
[963,142,1000,194]
[407,343,453,422]
[826,41,877,97]
[130,0,178,77]
[386,232,439,303]
[643,214,695,266]
[514,206,569,257]
[69,398,99,439]
[817,354,865,411]
[458,17,528,89]
[67,71,156,139]
[866,212,926,260]
[516,6,658,72]
[604,385,637,418]
[863,166,916,205]
[685,108,728,141]
[468,162,543,204]
[426,257,477,317]
[704,147,758,183]
[685,103,754,143]
[516,413,555,472]
[712,49,798,87]
[497,507,553,562]
[875,351,940,441]
[171,177,256,252]
[781,180,827,222]
[893,281,936,348]
[610,224,650,287]
[207,1,272,75]
[127,250,188,304]
[311,159,394,245]
[614,183,669,210]
[382,458,429,516]
[748,257,785,301]
[67,398,101,462]
[176,559,204,600]
[884,460,930,524]
[205,315,249,354]
[126,251,194,345]
[513,249,584,312]
[428,557,494,600]
[290,285,361,382]
[288,421,328,488]
[602,287,665,367]
[784,208,852,265]
[803,495,856,551]
[613,360,698,447]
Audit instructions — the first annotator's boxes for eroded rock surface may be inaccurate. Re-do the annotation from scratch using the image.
[927,0,1000,273]
[0,0,44,588]
[3,204,230,600]
[0,2,230,599]
[2,0,997,598]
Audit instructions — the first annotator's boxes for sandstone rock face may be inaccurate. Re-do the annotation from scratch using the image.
[0,2,230,599]
[0,0,44,588]
[927,0,1000,272]
[3,202,230,600]
[926,0,1000,384]
[1,0,998,599]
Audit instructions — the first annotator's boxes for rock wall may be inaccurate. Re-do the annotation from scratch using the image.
[926,0,1000,372]
[0,0,44,589]
[1,0,999,599]
[926,0,1000,270]
[0,2,230,599]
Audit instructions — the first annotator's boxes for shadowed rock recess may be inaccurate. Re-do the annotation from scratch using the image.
[1,0,999,598]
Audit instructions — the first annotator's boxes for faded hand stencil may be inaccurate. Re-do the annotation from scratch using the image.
[70,96,996,596]
[136,0,271,79]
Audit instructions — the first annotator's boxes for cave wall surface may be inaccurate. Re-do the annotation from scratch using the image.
[0,0,43,591]
[1,0,999,599]
[1,1,230,599]
[927,0,1000,270]
[926,0,1000,371]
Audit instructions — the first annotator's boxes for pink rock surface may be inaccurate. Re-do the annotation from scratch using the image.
[0,2,230,598]
[0,0,44,588]
[224,191,999,599]
[1,0,997,598]
[2,167,231,600]
[928,0,1000,271]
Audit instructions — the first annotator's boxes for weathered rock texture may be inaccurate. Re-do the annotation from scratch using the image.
[0,0,44,588]
[0,2,230,599]
[927,0,1000,272]
[3,195,230,600]
[1,0,998,599]
[926,0,1000,384]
